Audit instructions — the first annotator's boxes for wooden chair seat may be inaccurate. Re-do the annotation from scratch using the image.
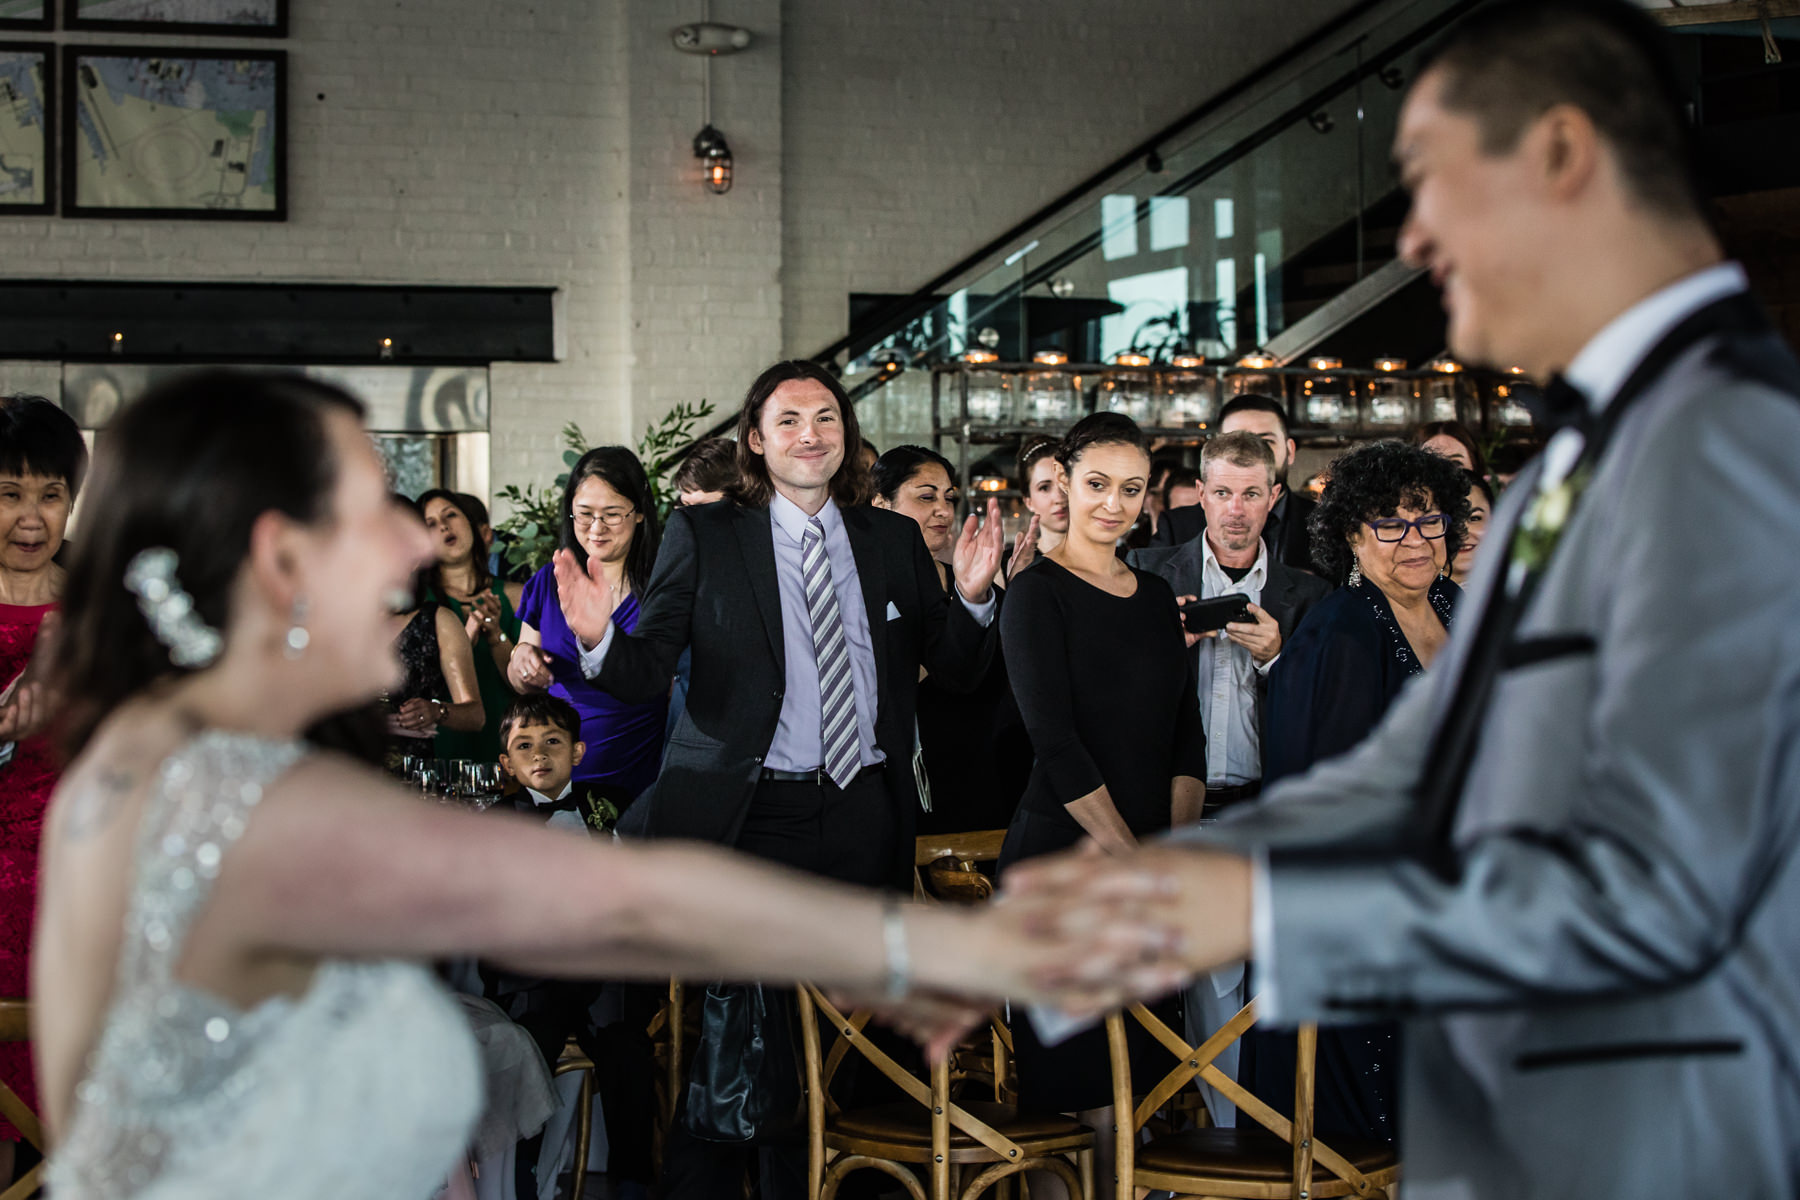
[1135,1128,1398,1189]
[831,1099,1090,1163]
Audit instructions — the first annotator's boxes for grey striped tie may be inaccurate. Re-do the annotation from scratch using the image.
[802,517,861,788]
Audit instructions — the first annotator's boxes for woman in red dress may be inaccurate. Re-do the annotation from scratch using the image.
[0,395,86,1180]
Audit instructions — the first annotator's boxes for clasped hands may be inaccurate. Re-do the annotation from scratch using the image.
[844,842,1253,1062]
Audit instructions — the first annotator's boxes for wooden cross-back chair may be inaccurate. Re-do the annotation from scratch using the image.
[798,984,1092,1200]
[0,1000,44,1200]
[912,830,1007,904]
[645,979,687,1174]
[910,831,1016,1105]
[1107,998,1400,1200]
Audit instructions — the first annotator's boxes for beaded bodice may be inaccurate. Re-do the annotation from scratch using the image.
[47,731,482,1199]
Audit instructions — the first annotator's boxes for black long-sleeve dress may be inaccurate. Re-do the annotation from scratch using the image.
[997,558,1206,1112]
[1246,576,1459,1146]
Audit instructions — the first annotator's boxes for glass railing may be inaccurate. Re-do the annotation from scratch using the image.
[842,0,1482,452]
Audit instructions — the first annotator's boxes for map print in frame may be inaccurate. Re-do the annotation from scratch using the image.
[63,46,285,220]
[66,0,286,37]
[0,45,52,212]
[0,2,51,32]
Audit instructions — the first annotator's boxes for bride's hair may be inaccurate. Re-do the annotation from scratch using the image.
[54,370,365,754]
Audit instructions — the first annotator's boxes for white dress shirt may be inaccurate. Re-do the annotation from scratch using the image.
[1195,537,1275,788]
[1251,260,1751,1019]
[524,781,589,836]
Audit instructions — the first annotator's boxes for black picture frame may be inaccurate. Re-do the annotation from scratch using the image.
[62,45,285,221]
[0,42,54,215]
[0,3,52,33]
[64,0,286,38]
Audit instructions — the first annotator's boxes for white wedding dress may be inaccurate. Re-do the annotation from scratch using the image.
[47,731,484,1199]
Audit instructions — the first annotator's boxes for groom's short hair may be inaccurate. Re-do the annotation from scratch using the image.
[1421,0,1704,222]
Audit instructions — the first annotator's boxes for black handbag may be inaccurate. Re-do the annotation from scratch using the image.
[681,982,803,1143]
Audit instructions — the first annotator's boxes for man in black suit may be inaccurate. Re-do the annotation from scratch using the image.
[551,359,1004,1199]
[1151,394,1320,574]
[1130,431,1331,816]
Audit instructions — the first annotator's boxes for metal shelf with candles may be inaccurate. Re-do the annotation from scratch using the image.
[929,354,1546,517]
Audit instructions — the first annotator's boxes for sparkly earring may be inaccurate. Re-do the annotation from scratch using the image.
[1347,560,1363,587]
[284,596,311,659]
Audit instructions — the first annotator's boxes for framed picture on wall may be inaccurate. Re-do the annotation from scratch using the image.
[62,46,285,220]
[0,43,53,214]
[0,3,52,32]
[64,0,286,38]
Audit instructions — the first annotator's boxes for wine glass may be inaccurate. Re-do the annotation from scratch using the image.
[464,763,504,811]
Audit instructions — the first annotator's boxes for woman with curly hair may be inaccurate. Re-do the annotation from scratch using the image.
[1248,437,1471,1149]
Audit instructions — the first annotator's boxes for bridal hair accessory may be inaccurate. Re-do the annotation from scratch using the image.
[124,547,224,669]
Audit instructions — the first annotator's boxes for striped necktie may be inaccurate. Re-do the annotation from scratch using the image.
[802,517,862,788]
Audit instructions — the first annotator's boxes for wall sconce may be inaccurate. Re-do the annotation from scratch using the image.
[379,336,395,360]
[110,331,124,355]
[693,124,732,194]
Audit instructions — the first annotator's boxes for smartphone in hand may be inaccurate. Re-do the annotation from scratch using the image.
[1181,594,1253,635]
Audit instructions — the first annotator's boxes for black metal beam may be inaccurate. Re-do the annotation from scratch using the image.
[0,280,557,364]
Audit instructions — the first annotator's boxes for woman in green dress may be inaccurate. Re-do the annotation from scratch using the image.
[419,488,523,761]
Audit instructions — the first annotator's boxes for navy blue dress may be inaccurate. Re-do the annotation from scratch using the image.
[1247,577,1459,1147]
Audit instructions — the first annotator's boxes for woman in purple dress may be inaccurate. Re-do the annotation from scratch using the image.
[507,448,666,809]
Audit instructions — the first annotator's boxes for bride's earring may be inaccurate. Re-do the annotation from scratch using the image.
[284,596,311,659]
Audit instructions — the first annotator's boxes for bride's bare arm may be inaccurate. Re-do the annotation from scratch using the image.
[198,755,1188,1008]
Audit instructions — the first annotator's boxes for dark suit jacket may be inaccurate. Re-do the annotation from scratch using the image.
[1150,490,1320,575]
[596,499,995,887]
[1127,537,1332,780]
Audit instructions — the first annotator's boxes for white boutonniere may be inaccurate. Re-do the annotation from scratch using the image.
[1511,464,1591,576]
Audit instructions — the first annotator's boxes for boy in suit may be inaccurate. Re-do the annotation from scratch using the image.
[497,693,619,836]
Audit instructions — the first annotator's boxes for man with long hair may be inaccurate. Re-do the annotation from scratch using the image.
[553,359,1005,1198]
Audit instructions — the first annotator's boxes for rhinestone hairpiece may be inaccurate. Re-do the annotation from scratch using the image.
[124,547,224,669]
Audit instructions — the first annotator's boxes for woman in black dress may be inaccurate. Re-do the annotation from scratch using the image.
[1251,439,1472,1147]
[872,445,1033,836]
[998,413,1206,1195]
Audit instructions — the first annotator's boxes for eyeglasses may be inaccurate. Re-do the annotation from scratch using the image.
[1365,514,1450,542]
[571,507,637,530]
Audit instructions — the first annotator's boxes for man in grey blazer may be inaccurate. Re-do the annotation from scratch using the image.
[1011,3,1800,1195]
[1129,430,1332,813]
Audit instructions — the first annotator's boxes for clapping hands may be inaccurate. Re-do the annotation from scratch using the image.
[951,499,1006,606]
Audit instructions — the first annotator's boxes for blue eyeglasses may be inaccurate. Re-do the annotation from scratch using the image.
[1364,514,1450,542]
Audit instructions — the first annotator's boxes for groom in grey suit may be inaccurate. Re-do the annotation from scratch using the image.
[1014,3,1800,1197]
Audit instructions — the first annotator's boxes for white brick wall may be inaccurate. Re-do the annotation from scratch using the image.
[0,0,1363,512]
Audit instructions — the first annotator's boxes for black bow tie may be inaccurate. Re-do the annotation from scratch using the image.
[1520,374,1592,436]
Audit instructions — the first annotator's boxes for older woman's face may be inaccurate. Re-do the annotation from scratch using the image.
[878,462,958,560]
[1421,433,1474,472]
[0,471,72,578]
[1453,483,1491,584]
[1024,457,1069,534]
[1347,497,1449,598]
[570,475,641,566]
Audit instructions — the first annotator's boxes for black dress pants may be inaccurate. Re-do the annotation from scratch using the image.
[658,768,896,1200]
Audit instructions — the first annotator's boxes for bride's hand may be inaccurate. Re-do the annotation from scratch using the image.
[906,861,1192,1017]
[1003,842,1254,1000]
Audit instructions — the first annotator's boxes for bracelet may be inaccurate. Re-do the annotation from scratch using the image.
[430,699,446,724]
[881,898,910,1002]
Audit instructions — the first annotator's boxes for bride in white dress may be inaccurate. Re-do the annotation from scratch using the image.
[27,371,1188,1199]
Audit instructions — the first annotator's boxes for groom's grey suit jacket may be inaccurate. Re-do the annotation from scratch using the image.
[1172,291,1800,1198]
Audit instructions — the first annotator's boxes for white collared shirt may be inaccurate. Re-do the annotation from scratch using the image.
[1195,536,1273,787]
[524,782,573,807]
[525,781,590,835]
